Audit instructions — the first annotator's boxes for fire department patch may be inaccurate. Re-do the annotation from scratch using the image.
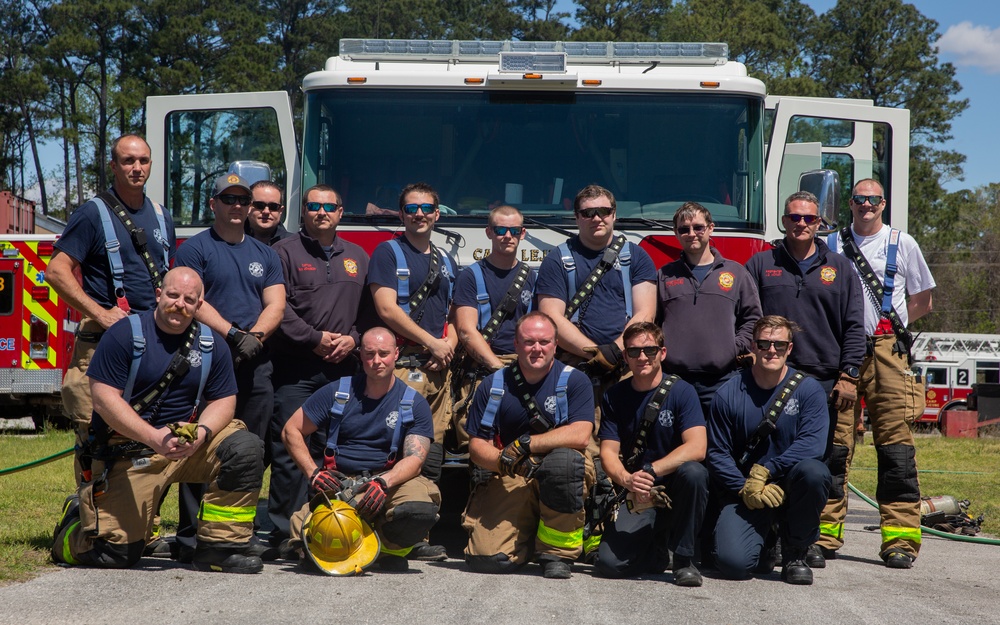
[927,390,937,400]
[718,272,735,291]
[249,262,264,278]
[386,410,399,430]
[227,174,240,184]
[344,258,359,277]
[544,395,558,415]
[187,348,202,369]
[820,266,836,284]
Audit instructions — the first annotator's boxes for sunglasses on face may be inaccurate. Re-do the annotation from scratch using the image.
[677,224,709,235]
[305,202,342,213]
[402,203,436,214]
[851,194,884,206]
[625,346,661,359]
[754,339,790,353]
[783,213,820,225]
[216,194,251,206]
[251,201,282,212]
[576,206,614,219]
[492,226,524,237]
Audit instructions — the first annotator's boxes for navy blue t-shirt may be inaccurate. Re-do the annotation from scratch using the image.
[174,228,284,329]
[367,236,457,339]
[302,375,434,474]
[466,362,595,446]
[535,237,656,344]
[54,192,175,312]
[452,260,536,354]
[86,311,236,430]
[706,368,827,494]
[599,375,705,472]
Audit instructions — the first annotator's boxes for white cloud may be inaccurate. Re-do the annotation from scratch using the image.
[937,22,1000,74]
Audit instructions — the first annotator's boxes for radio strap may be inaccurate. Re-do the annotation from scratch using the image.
[622,374,678,471]
[738,371,805,468]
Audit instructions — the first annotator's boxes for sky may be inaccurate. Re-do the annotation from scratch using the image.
[804,0,1000,192]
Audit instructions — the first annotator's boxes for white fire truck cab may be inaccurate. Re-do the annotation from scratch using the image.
[144,38,911,264]
[911,332,1000,424]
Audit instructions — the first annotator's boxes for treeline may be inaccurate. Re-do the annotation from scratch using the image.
[0,0,993,331]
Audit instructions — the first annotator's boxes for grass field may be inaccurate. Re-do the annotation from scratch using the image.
[1,429,998,585]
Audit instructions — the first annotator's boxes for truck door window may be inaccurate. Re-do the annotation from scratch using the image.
[0,270,13,315]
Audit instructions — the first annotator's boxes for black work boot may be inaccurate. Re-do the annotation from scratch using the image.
[192,543,263,574]
[804,544,826,569]
[672,555,703,587]
[780,547,813,585]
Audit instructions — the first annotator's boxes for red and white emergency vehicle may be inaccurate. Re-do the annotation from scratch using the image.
[911,333,1000,424]
[144,39,911,264]
[1,39,916,422]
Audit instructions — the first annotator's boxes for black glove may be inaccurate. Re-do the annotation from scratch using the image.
[309,467,345,496]
[353,476,388,521]
[227,324,264,366]
[517,454,544,480]
[498,435,531,478]
[582,343,623,373]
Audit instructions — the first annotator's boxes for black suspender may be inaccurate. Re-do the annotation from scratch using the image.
[481,262,532,345]
[565,235,627,320]
[622,374,678,471]
[738,371,805,468]
[407,242,441,324]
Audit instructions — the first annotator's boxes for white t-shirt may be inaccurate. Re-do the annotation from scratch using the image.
[828,225,935,334]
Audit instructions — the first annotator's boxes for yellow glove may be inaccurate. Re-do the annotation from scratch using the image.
[759,483,785,508]
[167,422,199,443]
[739,463,774,510]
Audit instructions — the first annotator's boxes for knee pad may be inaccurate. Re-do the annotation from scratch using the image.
[382,501,439,547]
[421,442,444,484]
[215,430,264,492]
[876,445,919,503]
[536,448,585,514]
[78,539,144,569]
[825,444,850,498]
[466,553,521,574]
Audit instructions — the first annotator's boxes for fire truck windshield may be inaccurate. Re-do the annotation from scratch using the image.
[302,89,765,232]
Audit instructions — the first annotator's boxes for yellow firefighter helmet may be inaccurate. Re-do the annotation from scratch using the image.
[302,493,380,576]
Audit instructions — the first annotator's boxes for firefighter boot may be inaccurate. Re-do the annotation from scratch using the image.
[780,547,813,585]
[192,543,263,574]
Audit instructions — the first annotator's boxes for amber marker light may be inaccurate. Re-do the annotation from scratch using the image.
[347,77,368,84]
[465,77,485,84]
[700,81,721,88]
[523,73,543,79]
[582,79,602,86]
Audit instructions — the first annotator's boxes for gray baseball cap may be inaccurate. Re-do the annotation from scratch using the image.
[213,173,251,197]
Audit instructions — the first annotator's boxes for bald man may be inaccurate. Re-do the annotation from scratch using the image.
[282,327,442,572]
[52,268,265,574]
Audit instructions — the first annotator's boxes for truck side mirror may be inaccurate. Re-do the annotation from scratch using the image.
[799,169,840,232]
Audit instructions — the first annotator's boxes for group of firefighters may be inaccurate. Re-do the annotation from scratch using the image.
[48,134,935,585]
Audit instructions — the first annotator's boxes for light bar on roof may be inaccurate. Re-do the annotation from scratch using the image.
[339,39,729,65]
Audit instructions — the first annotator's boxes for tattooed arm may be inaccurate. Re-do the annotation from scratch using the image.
[379,434,430,489]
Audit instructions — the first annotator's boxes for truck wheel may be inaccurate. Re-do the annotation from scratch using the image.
[936,400,968,432]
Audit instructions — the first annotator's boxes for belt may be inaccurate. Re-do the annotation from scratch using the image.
[76,330,105,343]
[396,354,432,369]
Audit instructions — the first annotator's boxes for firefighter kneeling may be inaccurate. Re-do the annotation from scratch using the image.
[283,327,441,573]
[51,268,265,574]
[462,312,596,579]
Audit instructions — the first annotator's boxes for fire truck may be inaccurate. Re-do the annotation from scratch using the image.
[2,39,915,424]
[144,39,911,263]
[911,333,1000,425]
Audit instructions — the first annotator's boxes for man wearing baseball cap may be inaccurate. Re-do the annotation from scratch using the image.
[171,173,287,560]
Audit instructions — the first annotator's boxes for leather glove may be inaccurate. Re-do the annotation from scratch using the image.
[498,435,531,478]
[736,352,755,369]
[353,476,388,521]
[649,485,672,509]
[830,372,860,411]
[227,324,264,367]
[739,463,773,510]
[309,467,346,496]
[759,482,785,508]
[167,422,199,443]
[582,343,623,373]
[516,454,544,480]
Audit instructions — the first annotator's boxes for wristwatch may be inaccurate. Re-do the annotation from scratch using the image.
[517,433,532,453]
[642,462,657,478]
[842,366,860,379]
[226,325,240,341]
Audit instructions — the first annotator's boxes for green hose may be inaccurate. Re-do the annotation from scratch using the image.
[0,447,73,476]
[848,482,1000,545]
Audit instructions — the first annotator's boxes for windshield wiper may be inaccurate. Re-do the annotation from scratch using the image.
[615,217,674,231]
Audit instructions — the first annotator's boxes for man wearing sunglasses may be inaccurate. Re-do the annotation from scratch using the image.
[49,134,176,486]
[367,182,458,486]
[708,316,831,585]
[746,190,865,569]
[173,173,287,560]
[245,180,293,245]
[596,322,709,586]
[265,184,370,550]
[657,202,761,418]
[451,205,536,452]
[823,179,935,569]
